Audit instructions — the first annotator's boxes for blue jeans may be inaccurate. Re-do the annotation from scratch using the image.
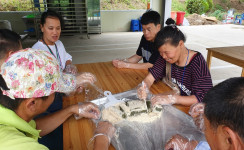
[37,92,64,150]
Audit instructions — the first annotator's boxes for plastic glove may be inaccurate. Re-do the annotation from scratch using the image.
[95,121,116,143]
[165,134,198,150]
[137,81,151,100]
[112,59,129,68]
[75,72,97,93]
[151,94,177,106]
[63,64,78,75]
[74,102,100,120]
[189,103,205,132]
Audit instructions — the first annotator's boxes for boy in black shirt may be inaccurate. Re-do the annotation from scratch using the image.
[112,10,161,69]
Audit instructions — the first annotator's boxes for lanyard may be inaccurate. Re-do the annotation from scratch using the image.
[42,38,63,69]
[146,42,151,62]
[171,48,190,95]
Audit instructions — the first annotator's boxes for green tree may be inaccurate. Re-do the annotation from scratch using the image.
[186,0,210,14]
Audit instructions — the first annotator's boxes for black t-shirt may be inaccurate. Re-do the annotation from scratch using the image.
[136,35,159,64]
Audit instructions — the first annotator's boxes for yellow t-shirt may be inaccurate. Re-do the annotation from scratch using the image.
[0,105,48,150]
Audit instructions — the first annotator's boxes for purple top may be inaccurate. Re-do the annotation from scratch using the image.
[149,52,213,102]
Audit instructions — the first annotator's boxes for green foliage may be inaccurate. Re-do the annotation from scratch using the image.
[171,0,190,17]
[0,0,45,11]
[202,0,210,12]
[186,0,209,14]
[141,0,147,3]
[209,10,226,20]
[221,0,228,3]
[213,4,225,12]
[101,0,147,10]
[172,0,186,11]
[206,0,213,10]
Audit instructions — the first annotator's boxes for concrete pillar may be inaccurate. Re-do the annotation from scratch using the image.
[151,0,172,27]
[163,0,172,26]
[151,0,163,20]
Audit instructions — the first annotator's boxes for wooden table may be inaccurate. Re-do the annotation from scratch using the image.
[206,46,244,77]
[63,61,190,150]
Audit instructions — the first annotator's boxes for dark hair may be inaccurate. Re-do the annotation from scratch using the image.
[204,77,244,140]
[154,18,186,49]
[40,9,64,29]
[0,29,21,59]
[165,18,175,25]
[0,75,48,111]
[141,10,160,26]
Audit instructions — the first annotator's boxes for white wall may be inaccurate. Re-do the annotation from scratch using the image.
[101,10,146,32]
[0,11,33,34]
[0,5,168,34]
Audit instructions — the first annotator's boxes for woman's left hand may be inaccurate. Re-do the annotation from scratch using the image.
[151,94,177,106]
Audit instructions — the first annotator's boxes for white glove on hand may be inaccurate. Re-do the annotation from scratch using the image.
[75,72,97,93]
[165,134,198,150]
[112,59,130,68]
[151,94,177,106]
[74,102,100,120]
[95,121,116,143]
[137,81,150,100]
[189,103,205,132]
[63,64,78,75]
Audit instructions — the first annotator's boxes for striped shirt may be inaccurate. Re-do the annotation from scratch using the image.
[149,52,213,102]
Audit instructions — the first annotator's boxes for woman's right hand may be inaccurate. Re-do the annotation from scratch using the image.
[137,81,149,100]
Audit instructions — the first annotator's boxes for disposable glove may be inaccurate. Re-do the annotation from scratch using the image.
[165,134,198,150]
[74,102,100,120]
[75,72,97,93]
[64,64,78,75]
[151,94,177,106]
[94,121,116,143]
[112,59,130,68]
[189,103,205,132]
[137,81,151,100]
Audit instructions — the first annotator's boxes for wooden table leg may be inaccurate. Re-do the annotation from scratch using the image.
[207,50,212,70]
[242,68,244,77]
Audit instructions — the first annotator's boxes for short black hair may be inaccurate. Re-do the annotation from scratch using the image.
[0,75,48,111]
[40,9,64,29]
[154,18,186,49]
[204,77,244,140]
[141,10,160,26]
[0,29,21,59]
